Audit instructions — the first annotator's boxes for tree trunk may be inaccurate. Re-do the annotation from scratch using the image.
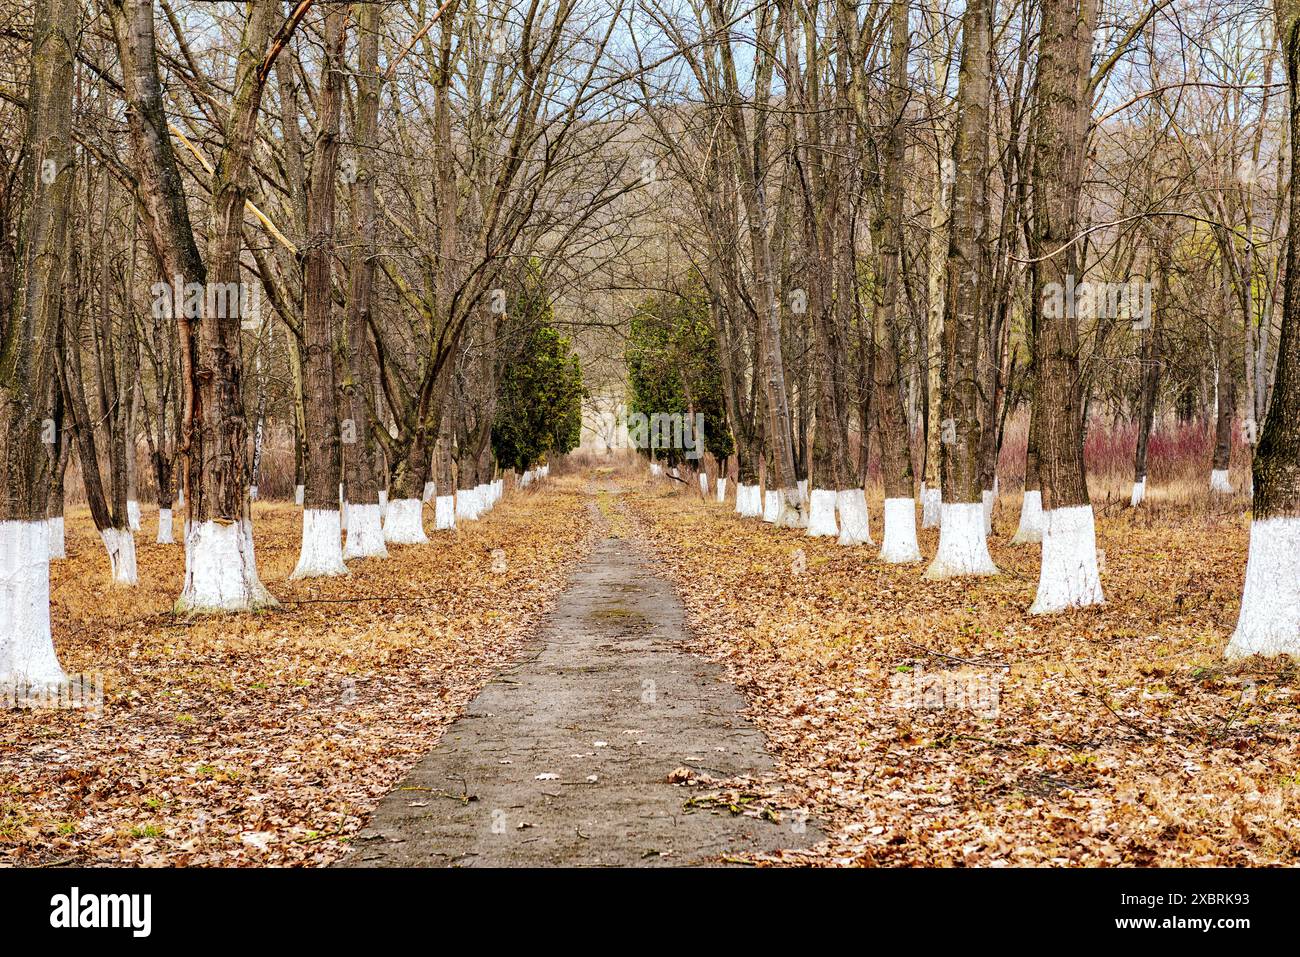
[1211,252,1237,493]
[874,0,921,562]
[291,6,348,580]
[926,0,998,579]
[1226,0,1300,658]
[1,0,78,689]
[342,0,387,560]
[1027,0,1103,613]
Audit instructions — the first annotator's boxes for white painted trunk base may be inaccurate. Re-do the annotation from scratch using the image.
[100,526,138,585]
[798,480,808,500]
[880,498,922,563]
[699,474,709,495]
[378,489,388,511]
[762,489,780,524]
[836,489,872,546]
[778,490,805,529]
[177,519,276,613]
[250,485,259,501]
[1011,490,1044,544]
[805,489,838,537]
[344,502,388,560]
[650,463,662,477]
[1210,469,1233,494]
[456,488,481,521]
[156,508,174,544]
[1225,517,1300,659]
[1130,478,1146,508]
[475,483,492,513]
[925,502,999,579]
[921,483,941,529]
[737,484,762,518]
[981,488,995,535]
[423,481,435,503]
[383,498,429,544]
[0,520,66,688]
[716,478,727,502]
[47,516,65,559]
[294,485,305,506]
[434,495,456,531]
[1030,505,1105,614]
[292,509,349,579]
[127,500,141,532]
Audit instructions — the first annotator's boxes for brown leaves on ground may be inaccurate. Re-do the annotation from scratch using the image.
[0,481,593,866]
[623,480,1300,867]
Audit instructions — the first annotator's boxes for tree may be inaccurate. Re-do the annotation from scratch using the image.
[290,5,348,580]
[625,280,734,474]
[1226,0,1300,659]
[493,281,585,474]
[341,0,387,560]
[108,0,296,611]
[1026,0,1104,614]
[0,0,78,690]
[925,0,998,579]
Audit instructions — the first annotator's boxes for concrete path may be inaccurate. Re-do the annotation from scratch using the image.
[337,489,818,866]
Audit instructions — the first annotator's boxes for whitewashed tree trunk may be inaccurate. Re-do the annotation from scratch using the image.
[925,502,998,578]
[100,527,138,585]
[293,508,348,579]
[921,482,941,529]
[836,489,872,546]
[156,507,174,544]
[1210,469,1233,494]
[127,500,141,532]
[716,477,727,502]
[434,494,456,530]
[456,488,481,521]
[0,522,67,690]
[879,498,922,563]
[805,489,838,536]
[47,517,66,559]
[1029,505,1105,613]
[177,520,277,612]
[344,502,388,559]
[383,499,428,544]
[1012,490,1044,544]
[762,489,780,523]
[1226,517,1300,658]
[1129,478,1146,507]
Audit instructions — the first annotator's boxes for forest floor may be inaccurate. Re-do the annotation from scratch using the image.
[0,484,593,866]
[624,473,1300,865]
[4,468,1298,867]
